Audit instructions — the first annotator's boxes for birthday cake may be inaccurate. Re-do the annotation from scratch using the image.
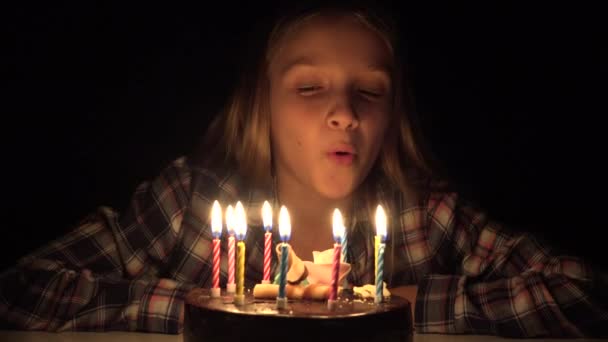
[183,246,413,342]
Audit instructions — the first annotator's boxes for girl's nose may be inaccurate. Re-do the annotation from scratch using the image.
[327,95,359,131]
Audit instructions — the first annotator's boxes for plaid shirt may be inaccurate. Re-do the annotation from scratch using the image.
[1,156,606,337]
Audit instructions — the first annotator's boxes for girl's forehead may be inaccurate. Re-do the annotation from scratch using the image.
[270,15,393,74]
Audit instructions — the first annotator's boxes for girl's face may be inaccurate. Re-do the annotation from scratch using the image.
[268,15,393,199]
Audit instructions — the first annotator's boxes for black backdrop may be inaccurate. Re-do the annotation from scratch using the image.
[2,1,605,271]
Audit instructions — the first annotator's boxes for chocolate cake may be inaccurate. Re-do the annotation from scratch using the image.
[183,288,413,342]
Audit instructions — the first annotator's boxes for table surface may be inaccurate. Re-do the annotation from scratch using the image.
[1,331,604,342]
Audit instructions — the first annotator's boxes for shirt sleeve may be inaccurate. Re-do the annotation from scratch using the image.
[414,192,608,338]
[0,157,195,333]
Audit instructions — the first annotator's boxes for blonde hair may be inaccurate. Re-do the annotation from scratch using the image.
[195,3,447,203]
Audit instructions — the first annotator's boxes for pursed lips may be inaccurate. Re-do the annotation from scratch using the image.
[327,143,357,165]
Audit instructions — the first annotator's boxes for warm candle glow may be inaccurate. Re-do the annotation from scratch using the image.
[262,201,272,232]
[332,208,345,243]
[237,241,245,297]
[211,200,222,238]
[375,205,387,242]
[278,205,291,242]
[235,201,247,240]
[227,203,236,290]
[226,204,235,235]
[262,201,273,283]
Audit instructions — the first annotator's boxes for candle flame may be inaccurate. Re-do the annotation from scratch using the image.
[211,200,222,238]
[226,204,234,235]
[262,200,272,232]
[332,208,345,243]
[235,201,248,240]
[375,205,387,241]
[278,205,291,242]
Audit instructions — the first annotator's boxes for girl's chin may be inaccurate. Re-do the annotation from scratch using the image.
[310,170,361,199]
[315,182,357,200]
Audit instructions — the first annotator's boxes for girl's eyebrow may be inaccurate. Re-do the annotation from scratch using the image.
[367,62,392,74]
[280,57,392,77]
[280,56,316,76]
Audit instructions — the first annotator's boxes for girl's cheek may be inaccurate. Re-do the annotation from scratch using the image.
[354,96,390,114]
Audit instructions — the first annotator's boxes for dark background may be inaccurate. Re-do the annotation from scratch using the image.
[2,1,605,272]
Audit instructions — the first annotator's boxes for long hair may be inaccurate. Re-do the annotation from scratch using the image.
[193,1,449,206]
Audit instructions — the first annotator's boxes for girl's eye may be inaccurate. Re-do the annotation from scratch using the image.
[358,89,383,99]
[297,85,322,95]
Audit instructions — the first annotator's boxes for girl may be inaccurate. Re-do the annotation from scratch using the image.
[1,2,606,338]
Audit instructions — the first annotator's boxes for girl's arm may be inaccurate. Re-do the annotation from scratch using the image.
[412,192,608,338]
[0,157,195,333]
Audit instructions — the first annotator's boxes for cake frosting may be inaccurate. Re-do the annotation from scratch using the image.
[183,245,411,342]
[251,245,390,301]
